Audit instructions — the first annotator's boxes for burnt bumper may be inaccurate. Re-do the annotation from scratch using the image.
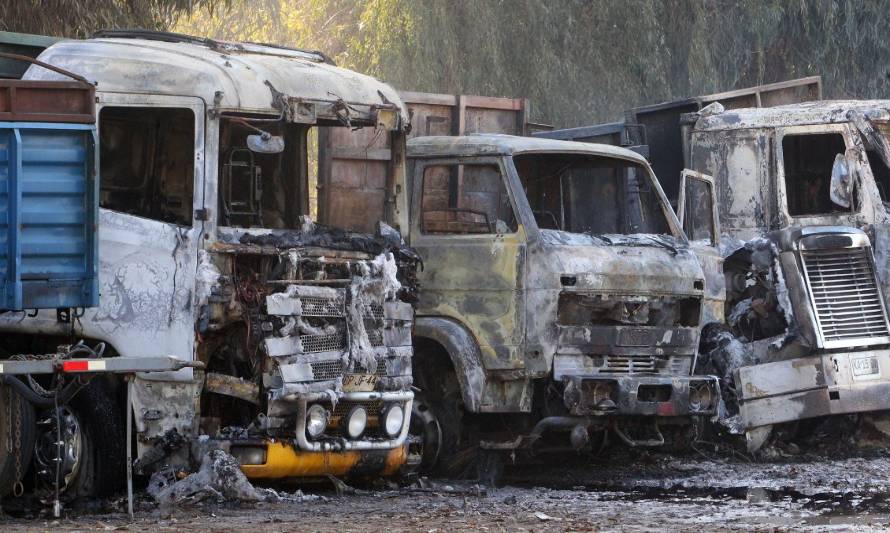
[235,441,408,479]
[736,349,890,429]
[562,374,720,417]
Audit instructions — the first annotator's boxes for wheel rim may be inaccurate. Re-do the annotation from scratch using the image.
[34,406,83,494]
[409,399,443,473]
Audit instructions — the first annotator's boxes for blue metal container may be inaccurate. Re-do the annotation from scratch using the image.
[0,122,98,310]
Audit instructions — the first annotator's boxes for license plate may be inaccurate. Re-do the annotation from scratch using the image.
[342,373,377,392]
[851,356,880,378]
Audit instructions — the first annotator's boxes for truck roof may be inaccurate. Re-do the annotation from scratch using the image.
[407,133,649,164]
[20,31,407,124]
[694,100,890,131]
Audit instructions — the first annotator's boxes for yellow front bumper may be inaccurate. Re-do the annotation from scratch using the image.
[240,441,407,479]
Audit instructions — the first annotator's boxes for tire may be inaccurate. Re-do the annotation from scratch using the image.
[33,379,126,499]
[0,385,36,497]
[410,367,464,477]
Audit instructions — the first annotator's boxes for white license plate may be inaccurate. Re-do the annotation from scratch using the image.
[342,373,377,392]
[851,356,880,378]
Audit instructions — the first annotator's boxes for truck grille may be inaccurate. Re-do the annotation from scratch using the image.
[597,355,690,375]
[300,332,346,353]
[601,355,657,374]
[310,359,344,380]
[301,296,345,317]
[310,357,390,381]
[801,247,890,347]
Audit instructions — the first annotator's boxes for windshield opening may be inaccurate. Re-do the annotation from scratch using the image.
[513,153,671,236]
[218,116,307,229]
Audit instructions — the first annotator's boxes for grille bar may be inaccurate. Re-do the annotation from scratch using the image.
[801,246,890,348]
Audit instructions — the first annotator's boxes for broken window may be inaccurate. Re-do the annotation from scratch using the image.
[420,163,516,234]
[513,153,670,235]
[217,117,308,229]
[99,107,194,225]
[862,123,890,204]
[782,132,849,216]
[682,175,715,243]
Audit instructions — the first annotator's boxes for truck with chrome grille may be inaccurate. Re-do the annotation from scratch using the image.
[537,79,890,451]
[403,134,720,476]
[0,30,419,504]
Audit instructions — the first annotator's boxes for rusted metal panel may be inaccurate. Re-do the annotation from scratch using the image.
[400,91,531,139]
[318,126,393,233]
[320,91,530,234]
[0,80,94,123]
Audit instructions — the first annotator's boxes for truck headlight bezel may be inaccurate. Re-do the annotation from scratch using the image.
[306,404,328,439]
[380,403,404,438]
[344,405,368,439]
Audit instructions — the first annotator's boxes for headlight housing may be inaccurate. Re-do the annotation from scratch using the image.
[306,404,328,439]
[344,405,368,439]
[689,382,715,412]
[380,404,404,438]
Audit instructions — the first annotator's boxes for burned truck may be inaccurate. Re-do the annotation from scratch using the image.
[0,30,417,501]
[541,79,890,451]
[403,134,719,474]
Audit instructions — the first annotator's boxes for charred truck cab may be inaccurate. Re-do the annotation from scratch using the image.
[680,101,890,450]
[405,134,718,470]
[0,30,417,497]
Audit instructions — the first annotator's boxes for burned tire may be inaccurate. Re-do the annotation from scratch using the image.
[409,345,467,477]
[34,379,126,499]
[0,385,36,497]
[409,389,463,476]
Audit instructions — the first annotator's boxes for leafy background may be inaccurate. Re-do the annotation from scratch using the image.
[4,0,890,127]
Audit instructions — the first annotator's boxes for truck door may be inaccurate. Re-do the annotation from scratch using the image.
[79,94,205,368]
[408,157,527,371]
[677,170,726,327]
[774,124,866,230]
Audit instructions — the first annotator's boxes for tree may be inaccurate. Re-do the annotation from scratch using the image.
[0,0,225,38]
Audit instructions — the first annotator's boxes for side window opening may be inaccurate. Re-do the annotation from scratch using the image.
[682,176,715,243]
[420,163,516,234]
[862,123,890,204]
[99,107,195,225]
[865,148,890,203]
[782,132,849,216]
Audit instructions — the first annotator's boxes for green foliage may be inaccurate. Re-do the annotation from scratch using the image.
[12,0,890,128]
[0,0,226,38]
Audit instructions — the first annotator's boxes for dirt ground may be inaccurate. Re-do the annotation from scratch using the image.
[4,444,890,532]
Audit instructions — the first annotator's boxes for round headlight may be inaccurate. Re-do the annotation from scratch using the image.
[381,404,404,438]
[306,404,328,439]
[344,405,368,439]
[689,383,714,412]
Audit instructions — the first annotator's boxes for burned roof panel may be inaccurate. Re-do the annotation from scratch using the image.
[407,133,649,164]
[21,37,408,124]
[694,100,890,132]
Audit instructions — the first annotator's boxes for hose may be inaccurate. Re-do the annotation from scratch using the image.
[1,375,90,407]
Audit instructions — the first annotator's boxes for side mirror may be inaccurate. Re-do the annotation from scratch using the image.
[830,153,851,208]
[247,133,285,154]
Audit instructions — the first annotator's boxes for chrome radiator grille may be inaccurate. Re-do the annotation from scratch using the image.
[597,355,690,375]
[801,246,890,347]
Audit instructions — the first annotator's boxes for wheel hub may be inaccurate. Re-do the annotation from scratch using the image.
[34,406,83,494]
